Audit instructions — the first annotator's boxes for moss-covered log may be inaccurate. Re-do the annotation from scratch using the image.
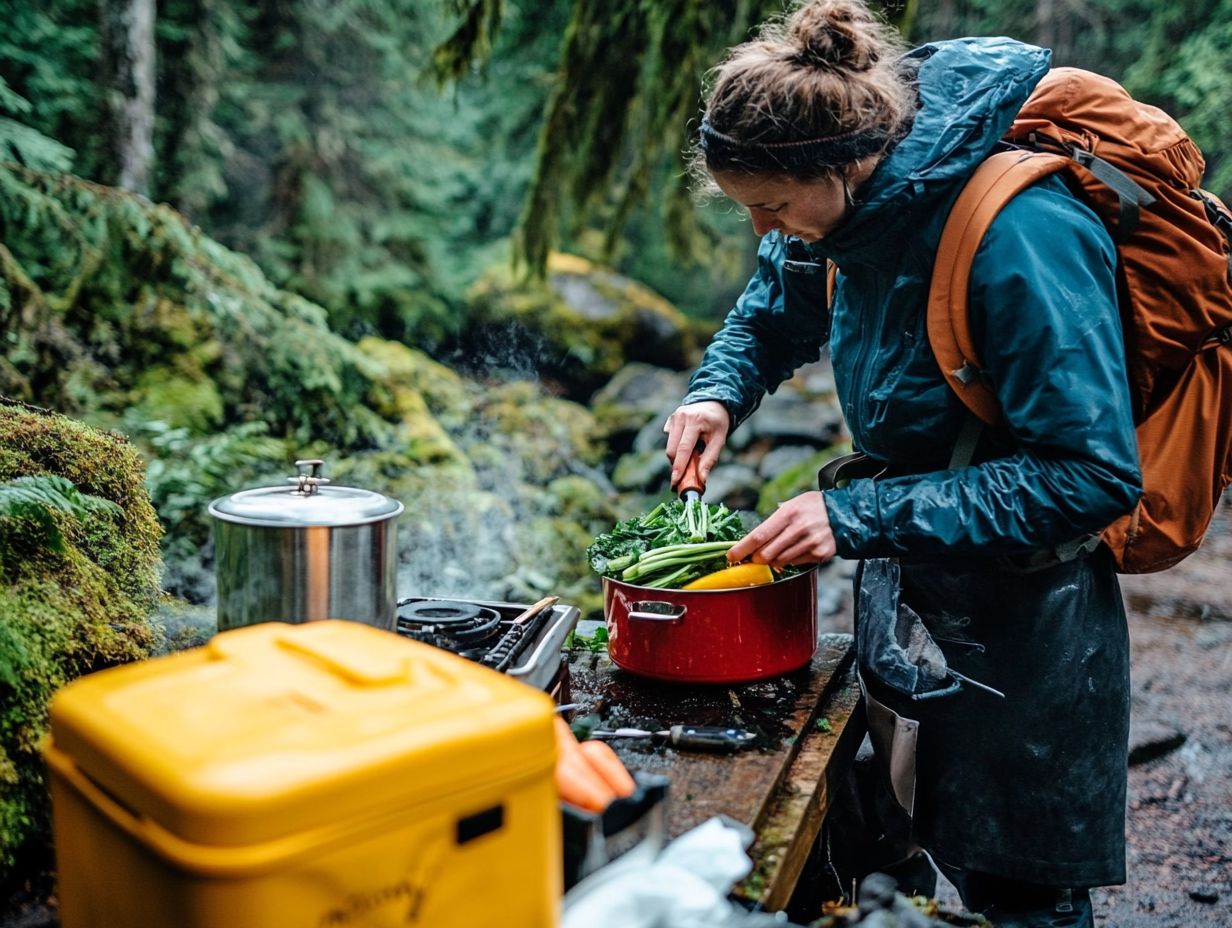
[0,400,162,887]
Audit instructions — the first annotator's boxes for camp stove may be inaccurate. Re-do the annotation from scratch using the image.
[395,596,580,697]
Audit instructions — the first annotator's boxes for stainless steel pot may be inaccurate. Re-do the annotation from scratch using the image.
[208,459,404,631]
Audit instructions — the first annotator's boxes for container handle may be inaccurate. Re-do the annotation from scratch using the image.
[627,602,686,624]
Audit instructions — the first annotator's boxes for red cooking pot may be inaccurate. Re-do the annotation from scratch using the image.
[602,567,818,684]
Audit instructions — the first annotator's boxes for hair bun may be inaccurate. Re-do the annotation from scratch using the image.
[789,0,880,72]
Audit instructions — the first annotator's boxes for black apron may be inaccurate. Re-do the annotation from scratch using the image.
[854,548,1131,888]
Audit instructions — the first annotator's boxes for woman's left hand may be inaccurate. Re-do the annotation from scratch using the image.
[726,491,837,568]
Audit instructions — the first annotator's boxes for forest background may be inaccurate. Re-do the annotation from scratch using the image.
[1,0,1230,906]
[3,0,1230,605]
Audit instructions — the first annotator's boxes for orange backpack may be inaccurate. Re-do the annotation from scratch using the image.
[927,67,1232,573]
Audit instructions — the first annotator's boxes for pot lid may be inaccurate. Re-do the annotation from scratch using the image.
[208,459,404,528]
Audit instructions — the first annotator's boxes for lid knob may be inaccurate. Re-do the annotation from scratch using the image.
[289,458,332,497]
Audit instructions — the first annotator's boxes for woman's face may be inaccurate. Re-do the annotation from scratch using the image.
[712,170,849,243]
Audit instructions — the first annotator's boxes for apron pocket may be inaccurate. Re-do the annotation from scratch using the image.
[859,671,920,816]
[856,558,962,700]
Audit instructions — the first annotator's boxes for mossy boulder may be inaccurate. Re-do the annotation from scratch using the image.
[0,401,163,886]
[462,253,707,401]
[590,362,690,455]
[359,337,473,473]
[330,375,612,610]
[356,336,473,431]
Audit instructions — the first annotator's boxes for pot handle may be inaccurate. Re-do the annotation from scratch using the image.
[627,601,686,624]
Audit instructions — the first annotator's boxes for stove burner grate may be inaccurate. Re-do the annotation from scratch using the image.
[395,598,503,648]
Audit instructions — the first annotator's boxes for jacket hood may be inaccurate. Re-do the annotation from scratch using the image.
[814,37,1052,266]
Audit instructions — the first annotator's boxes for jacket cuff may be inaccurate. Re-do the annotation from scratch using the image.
[823,480,883,560]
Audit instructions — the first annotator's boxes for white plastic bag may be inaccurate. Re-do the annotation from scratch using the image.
[561,816,779,928]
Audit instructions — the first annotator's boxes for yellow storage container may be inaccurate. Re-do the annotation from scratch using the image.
[44,620,561,928]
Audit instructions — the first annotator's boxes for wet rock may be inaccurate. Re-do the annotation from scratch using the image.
[611,449,670,492]
[741,391,844,446]
[463,253,704,400]
[590,363,689,452]
[757,450,832,514]
[758,444,828,480]
[632,413,677,454]
[701,463,762,512]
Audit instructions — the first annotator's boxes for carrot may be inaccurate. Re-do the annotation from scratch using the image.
[555,749,617,812]
[555,717,582,755]
[554,716,616,812]
[577,739,636,798]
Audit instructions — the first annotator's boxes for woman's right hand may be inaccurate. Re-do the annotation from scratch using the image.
[663,401,731,489]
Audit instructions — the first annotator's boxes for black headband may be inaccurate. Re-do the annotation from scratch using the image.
[699,117,892,172]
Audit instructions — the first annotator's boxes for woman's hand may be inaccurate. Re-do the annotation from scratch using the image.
[663,401,731,488]
[726,491,837,568]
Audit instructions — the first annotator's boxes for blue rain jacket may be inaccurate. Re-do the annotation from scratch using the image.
[683,38,1142,560]
[684,38,1144,886]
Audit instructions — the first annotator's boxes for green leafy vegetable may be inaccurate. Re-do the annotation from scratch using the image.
[586,499,748,588]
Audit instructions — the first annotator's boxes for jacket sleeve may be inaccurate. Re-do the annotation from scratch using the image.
[824,178,1143,558]
[681,233,830,430]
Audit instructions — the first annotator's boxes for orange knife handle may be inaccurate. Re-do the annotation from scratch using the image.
[676,453,705,499]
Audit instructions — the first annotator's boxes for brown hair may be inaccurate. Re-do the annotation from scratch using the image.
[692,0,913,183]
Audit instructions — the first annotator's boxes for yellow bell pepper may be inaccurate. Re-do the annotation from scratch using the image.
[682,562,775,590]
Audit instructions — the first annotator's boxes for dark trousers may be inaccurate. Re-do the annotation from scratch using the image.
[816,742,1097,928]
[935,862,1095,928]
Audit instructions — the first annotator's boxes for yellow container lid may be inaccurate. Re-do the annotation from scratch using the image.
[47,621,556,848]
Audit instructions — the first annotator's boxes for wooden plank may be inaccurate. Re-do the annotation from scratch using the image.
[736,661,865,910]
[565,633,859,841]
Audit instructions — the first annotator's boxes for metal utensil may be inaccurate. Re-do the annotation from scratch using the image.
[480,596,559,671]
[590,724,757,753]
[673,449,709,543]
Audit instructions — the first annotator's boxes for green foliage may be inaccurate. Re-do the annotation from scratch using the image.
[0,77,75,173]
[1122,0,1232,194]
[0,475,121,556]
[0,1,99,175]
[0,163,385,449]
[154,0,253,218]
[0,403,161,887]
[502,0,918,276]
[132,420,291,601]
[176,0,467,345]
[565,624,608,652]
[913,0,1231,201]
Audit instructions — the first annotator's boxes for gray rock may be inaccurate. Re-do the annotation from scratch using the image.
[632,410,678,453]
[757,444,826,479]
[743,390,845,445]
[791,357,837,396]
[590,363,689,414]
[702,464,761,511]
[611,449,671,492]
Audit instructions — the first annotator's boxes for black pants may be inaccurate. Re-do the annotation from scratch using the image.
[820,745,1097,927]
[935,861,1095,928]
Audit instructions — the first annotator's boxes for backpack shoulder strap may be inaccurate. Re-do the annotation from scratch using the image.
[928,149,1071,426]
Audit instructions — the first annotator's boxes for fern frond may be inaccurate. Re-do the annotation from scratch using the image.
[0,475,122,552]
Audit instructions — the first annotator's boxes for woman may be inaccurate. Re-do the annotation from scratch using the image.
[663,2,1142,926]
